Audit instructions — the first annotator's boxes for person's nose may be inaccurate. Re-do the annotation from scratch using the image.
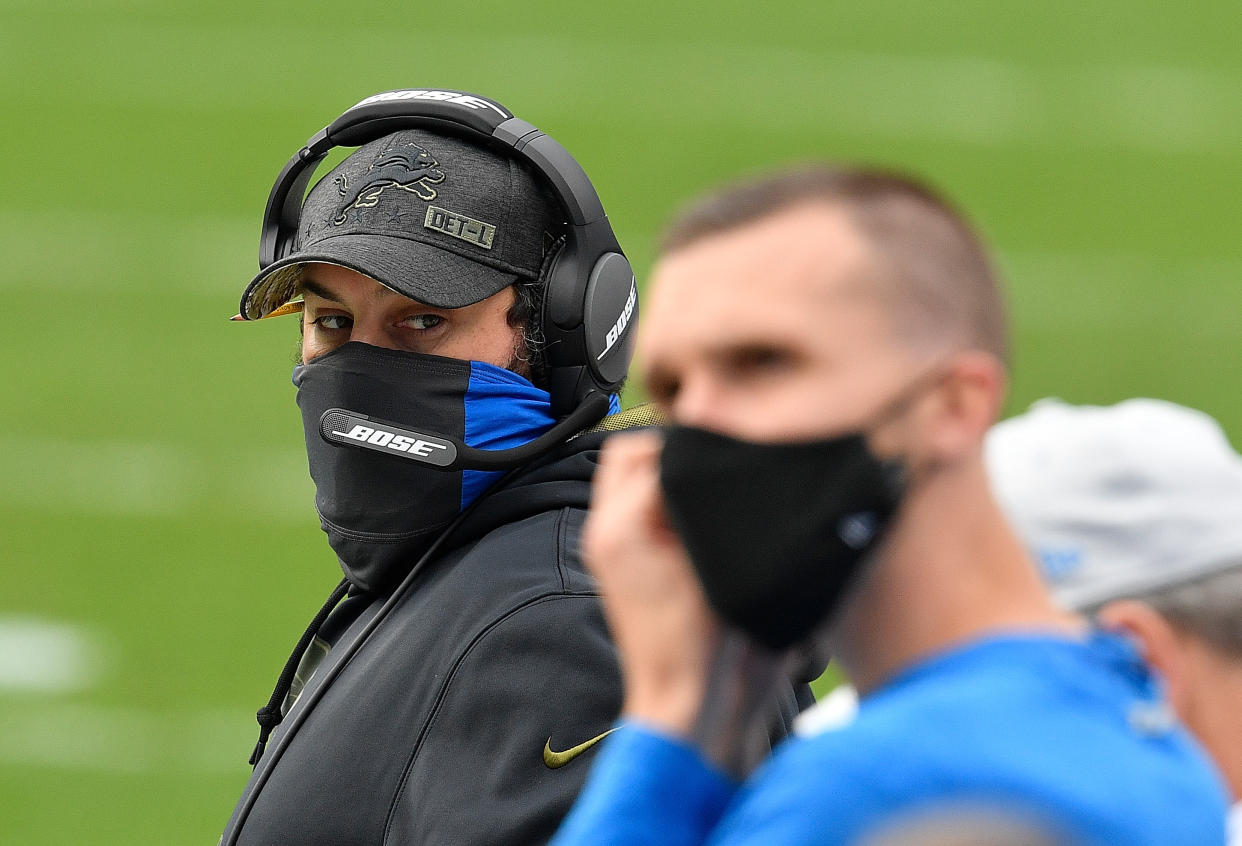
[348,317,401,351]
[669,376,728,431]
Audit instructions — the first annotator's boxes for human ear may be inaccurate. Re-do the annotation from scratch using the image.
[1096,600,1190,714]
[921,350,1007,462]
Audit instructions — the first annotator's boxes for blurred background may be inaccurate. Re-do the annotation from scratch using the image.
[1,0,1238,842]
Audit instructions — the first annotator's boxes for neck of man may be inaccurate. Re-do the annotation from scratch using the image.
[829,451,1083,696]
[1179,639,1242,800]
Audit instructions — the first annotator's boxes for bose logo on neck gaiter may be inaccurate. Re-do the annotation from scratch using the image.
[321,409,458,467]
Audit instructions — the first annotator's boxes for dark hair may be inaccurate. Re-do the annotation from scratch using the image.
[505,229,576,388]
[506,275,547,386]
[659,164,1009,365]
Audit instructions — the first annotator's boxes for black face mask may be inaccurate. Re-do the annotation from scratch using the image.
[658,394,926,651]
[292,342,559,592]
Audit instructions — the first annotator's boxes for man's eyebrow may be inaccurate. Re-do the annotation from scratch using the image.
[297,278,342,303]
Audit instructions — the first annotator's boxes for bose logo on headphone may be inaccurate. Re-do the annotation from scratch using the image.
[351,90,509,118]
[597,279,638,361]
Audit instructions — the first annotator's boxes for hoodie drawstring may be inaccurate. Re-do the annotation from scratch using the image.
[249,577,351,766]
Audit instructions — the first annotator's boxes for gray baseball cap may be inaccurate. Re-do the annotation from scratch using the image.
[986,398,1242,610]
[239,128,564,320]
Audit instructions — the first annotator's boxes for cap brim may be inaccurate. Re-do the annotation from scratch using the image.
[239,233,520,320]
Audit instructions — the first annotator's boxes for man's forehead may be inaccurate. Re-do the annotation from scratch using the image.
[638,204,896,384]
[661,202,871,273]
[648,205,875,320]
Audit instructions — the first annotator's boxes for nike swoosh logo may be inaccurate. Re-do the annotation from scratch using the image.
[542,728,617,769]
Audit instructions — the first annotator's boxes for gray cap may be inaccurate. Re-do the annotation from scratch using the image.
[986,398,1242,610]
[240,128,564,319]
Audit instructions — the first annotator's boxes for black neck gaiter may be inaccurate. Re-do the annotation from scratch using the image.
[292,342,554,592]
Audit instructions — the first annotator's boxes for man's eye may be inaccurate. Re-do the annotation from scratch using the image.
[730,346,792,374]
[400,314,444,330]
[312,314,352,331]
[646,374,680,406]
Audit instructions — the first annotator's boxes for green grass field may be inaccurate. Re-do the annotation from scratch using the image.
[1,1,1239,841]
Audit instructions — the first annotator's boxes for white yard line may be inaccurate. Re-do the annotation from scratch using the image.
[0,433,310,520]
[0,208,653,301]
[1,18,1238,153]
[0,209,254,293]
[998,249,1242,332]
[0,617,109,694]
[0,701,254,774]
[0,615,254,774]
[0,616,260,774]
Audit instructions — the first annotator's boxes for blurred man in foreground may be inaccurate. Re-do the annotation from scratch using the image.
[989,397,1242,844]
[551,165,1227,845]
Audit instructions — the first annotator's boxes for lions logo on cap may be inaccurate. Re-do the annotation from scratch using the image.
[333,141,446,225]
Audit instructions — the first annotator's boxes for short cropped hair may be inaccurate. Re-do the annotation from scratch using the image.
[1131,564,1242,658]
[658,165,1008,365]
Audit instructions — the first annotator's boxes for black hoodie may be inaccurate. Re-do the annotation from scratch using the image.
[221,422,807,846]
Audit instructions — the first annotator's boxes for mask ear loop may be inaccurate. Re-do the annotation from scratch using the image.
[854,357,965,511]
[859,358,956,435]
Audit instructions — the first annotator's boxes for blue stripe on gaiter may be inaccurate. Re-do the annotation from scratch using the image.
[461,362,558,509]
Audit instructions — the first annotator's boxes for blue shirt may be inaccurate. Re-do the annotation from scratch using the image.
[552,632,1228,845]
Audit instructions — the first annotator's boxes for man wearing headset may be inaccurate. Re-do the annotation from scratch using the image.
[220,90,810,846]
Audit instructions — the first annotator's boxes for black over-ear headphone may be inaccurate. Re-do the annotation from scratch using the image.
[254,88,637,426]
